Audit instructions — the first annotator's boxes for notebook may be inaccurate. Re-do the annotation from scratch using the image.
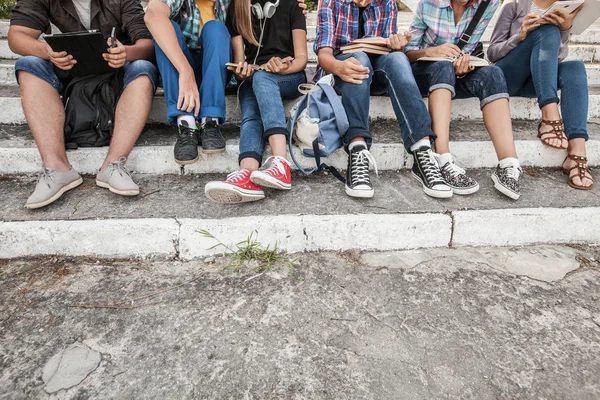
[44,31,113,76]
[340,37,391,55]
[571,0,600,35]
[417,55,490,67]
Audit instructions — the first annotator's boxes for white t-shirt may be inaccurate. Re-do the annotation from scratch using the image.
[530,2,551,15]
[72,0,92,30]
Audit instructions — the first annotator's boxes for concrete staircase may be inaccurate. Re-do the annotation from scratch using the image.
[0,12,598,259]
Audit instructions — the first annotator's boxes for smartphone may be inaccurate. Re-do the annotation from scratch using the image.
[110,27,117,48]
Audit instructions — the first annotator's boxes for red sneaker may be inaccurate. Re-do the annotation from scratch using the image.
[250,156,292,190]
[205,169,265,203]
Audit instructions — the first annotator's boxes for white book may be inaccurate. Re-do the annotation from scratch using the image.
[572,0,600,35]
[417,55,490,67]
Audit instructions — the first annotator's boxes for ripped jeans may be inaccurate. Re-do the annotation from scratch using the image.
[334,51,436,152]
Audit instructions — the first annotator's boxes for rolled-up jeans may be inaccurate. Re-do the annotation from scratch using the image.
[495,24,588,141]
[334,51,436,152]
[238,70,306,164]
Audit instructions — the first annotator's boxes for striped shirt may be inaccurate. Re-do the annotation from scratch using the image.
[160,0,230,49]
[405,0,500,54]
[530,2,550,15]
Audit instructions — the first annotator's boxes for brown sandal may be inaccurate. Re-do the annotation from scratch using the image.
[563,154,594,190]
[538,119,567,149]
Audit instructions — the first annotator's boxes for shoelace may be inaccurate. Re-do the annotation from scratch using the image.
[351,149,378,185]
[226,169,250,183]
[503,164,522,180]
[443,159,466,178]
[417,149,444,184]
[178,124,197,145]
[39,166,57,189]
[264,156,290,177]
[108,157,132,178]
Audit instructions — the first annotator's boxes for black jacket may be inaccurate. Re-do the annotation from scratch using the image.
[10,0,151,45]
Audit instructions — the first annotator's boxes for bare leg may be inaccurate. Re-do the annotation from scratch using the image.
[18,71,70,170]
[564,138,593,187]
[101,76,154,170]
[240,158,260,171]
[482,99,518,160]
[269,134,287,158]
[428,89,453,154]
[540,102,567,149]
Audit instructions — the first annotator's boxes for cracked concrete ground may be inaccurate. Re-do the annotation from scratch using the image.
[1,245,600,399]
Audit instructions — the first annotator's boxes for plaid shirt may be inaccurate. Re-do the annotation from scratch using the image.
[405,0,499,54]
[160,0,230,49]
[314,0,398,79]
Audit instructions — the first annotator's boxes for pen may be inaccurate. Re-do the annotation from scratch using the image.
[110,27,117,48]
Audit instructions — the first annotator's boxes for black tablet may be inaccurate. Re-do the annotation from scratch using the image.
[44,30,114,76]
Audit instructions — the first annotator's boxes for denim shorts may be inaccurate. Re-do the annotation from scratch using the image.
[14,56,158,94]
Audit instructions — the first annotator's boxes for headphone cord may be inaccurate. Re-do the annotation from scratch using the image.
[237,17,267,114]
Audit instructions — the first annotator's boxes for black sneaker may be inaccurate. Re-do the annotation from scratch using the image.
[200,118,226,154]
[346,144,377,198]
[174,121,199,165]
[411,146,453,198]
[492,163,522,200]
[437,154,480,195]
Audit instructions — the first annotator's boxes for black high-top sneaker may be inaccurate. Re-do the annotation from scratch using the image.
[200,118,226,154]
[411,146,453,199]
[346,144,377,198]
[174,121,199,165]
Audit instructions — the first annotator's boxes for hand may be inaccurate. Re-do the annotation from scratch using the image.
[45,44,76,70]
[178,68,200,116]
[102,38,127,69]
[427,43,461,58]
[265,57,290,74]
[296,0,308,16]
[520,13,542,40]
[334,57,370,84]
[453,53,474,77]
[386,33,409,51]
[542,7,581,31]
[233,61,254,81]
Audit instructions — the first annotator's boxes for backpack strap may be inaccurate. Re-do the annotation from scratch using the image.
[457,0,491,51]
[318,82,349,135]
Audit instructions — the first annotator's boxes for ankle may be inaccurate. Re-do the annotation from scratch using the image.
[44,159,71,171]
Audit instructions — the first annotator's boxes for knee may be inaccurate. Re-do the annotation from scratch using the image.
[559,61,588,87]
[431,62,456,86]
[201,20,230,43]
[251,71,276,91]
[480,66,508,92]
[15,56,46,74]
[379,52,411,73]
[347,52,373,70]
[531,24,560,42]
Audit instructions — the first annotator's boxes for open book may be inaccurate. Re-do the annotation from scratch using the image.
[341,37,391,55]
[225,56,294,72]
[417,55,489,67]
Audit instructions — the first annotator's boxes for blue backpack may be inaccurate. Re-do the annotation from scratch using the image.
[287,77,349,182]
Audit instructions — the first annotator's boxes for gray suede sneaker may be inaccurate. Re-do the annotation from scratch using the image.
[96,157,139,196]
[25,166,83,209]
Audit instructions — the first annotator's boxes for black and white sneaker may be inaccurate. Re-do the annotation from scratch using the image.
[411,146,453,198]
[437,155,480,195]
[200,118,226,154]
[174,121,199,165]
[346,144,378,198]
[492,163,522,200]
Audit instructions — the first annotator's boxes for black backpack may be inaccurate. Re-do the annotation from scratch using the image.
[62,70,124,149]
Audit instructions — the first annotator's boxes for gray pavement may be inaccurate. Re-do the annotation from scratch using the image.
[0,169,598,222]
[1,245,600,399]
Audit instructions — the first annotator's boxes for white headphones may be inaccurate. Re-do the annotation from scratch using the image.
[251,0,280,20]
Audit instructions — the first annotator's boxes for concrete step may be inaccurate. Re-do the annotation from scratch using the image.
[0,85,599,125]
[1,120,598,175]
[0,169,598,259]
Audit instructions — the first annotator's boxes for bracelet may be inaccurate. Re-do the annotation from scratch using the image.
[456,73,467,79]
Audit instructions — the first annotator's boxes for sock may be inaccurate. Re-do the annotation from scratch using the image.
[437,152,453,166]
[177,115,197,129]
[410,138,431,152]
[201,117,219,126]
[348,140,367,151]
[499,157,520,169]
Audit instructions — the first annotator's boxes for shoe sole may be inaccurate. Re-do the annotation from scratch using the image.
[451,183,480,196]
[491,174,520,200]
[202,147,226,155]
[175,156,199,166]
[96,180,140,196]
[412,172,453,199]
[25,177,83,209]
[205,182,265,204]
[345,185,374,198]
[250,172,291,190]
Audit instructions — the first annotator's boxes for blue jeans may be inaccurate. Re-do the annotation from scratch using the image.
[495,24,588,140]
[154,20,231,124]
[14,56,158,93]
[411,61,509,109]
[334,51,436,152]
[238,70,306,164]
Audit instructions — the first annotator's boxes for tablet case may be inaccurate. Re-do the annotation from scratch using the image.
[44,31,114,77]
